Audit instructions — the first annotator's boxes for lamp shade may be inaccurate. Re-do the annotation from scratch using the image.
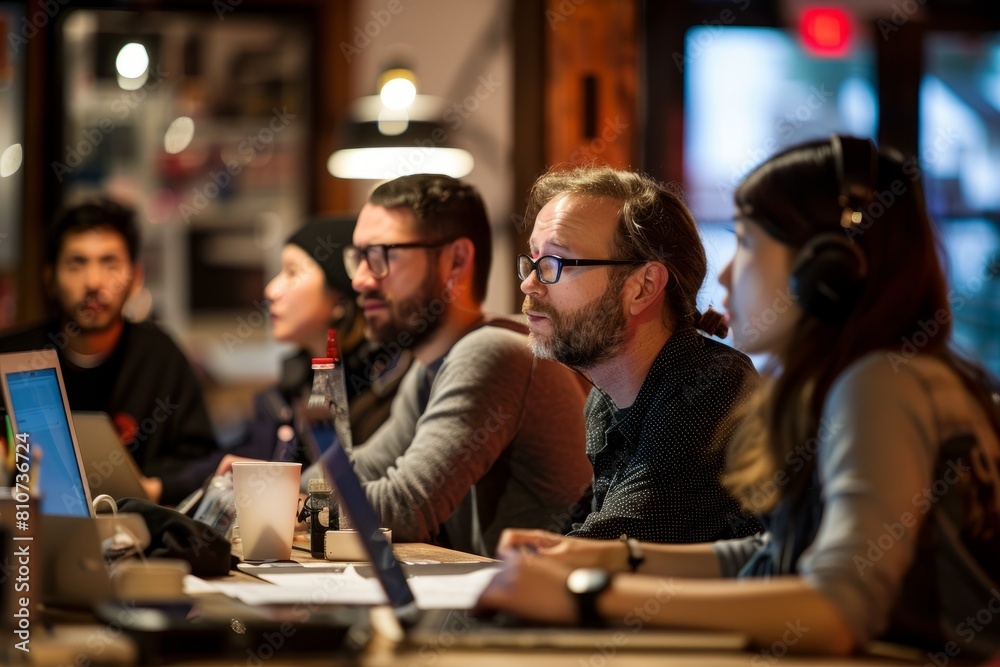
[328,119,474,180]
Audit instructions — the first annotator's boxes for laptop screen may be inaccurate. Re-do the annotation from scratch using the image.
[319,435,416,611]
[6,368,91,517]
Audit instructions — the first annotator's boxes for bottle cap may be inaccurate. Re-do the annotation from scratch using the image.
[311,357,334,369]
[307,478,332,493]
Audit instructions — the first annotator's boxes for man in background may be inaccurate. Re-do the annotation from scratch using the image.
[0,199,221,504]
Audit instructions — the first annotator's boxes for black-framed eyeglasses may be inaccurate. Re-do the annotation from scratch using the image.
[516,254,646,285]
[343,241,453,280]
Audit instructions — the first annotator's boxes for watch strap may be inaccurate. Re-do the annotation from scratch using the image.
[620,533,645,573]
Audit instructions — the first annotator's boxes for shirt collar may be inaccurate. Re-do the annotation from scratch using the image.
[598,327,706,442]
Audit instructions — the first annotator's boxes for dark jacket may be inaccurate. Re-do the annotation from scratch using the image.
[0,319,221,504]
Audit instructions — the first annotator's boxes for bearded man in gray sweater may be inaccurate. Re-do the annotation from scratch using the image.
[303,174,591,556]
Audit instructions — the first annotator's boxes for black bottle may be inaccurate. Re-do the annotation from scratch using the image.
[303,478,335,558]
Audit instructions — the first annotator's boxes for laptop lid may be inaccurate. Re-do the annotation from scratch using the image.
[0,351,116,608]
[0,350,93,518]
[72,411,149,501]
[318,433,420,624]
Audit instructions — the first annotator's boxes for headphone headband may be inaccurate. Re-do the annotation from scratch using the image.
[787,135,876,322]
[831,134,878,229]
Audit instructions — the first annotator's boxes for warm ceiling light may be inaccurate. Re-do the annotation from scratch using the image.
[331,67,474,180]
[378,67,418,110]
[381,78,417,110]
[164,117,196,154]
[116,42,149,79]
[0,143,23,178]
[328,147,474,181]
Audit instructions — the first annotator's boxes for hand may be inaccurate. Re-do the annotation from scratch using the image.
[496,529,629,571]
[495,528,565,553]
[698,307,729,338]
[215,454,256,476]
[140,476,162,503]
[476,553,577,624]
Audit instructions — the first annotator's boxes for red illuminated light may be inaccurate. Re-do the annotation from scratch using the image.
[800,7,853,58]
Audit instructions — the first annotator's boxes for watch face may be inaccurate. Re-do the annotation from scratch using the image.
[566,568,610,595]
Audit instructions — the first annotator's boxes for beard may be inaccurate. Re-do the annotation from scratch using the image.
[361,268,448,351]
[62,290,128,333]
[523,274,628,369]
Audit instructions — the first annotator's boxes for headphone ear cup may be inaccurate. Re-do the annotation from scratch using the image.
[789,234,868,322]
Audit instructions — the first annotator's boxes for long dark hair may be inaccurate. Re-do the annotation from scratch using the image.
[724,138,1000,511]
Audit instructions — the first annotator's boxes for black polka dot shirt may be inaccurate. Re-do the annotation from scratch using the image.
[569,327,763,543]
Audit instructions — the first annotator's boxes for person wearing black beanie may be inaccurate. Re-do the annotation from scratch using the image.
[221,216,411,468]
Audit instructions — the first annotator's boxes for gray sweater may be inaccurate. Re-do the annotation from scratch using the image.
[342,322,592,555]
[714,353,1000,658]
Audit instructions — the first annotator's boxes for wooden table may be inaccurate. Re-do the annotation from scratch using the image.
[35,542,926,666]
[214,541,923,667]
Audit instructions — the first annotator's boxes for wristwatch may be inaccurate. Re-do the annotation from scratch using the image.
[566,568,612,628]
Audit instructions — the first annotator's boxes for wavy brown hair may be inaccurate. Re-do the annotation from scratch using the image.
[524,165,726,337]
[723,139,1000,511]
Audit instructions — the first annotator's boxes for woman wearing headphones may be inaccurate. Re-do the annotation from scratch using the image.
[478,137,1000,658]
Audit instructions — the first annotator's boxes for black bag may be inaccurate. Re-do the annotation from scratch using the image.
[116,498,235,577]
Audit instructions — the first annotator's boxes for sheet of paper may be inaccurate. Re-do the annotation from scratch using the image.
[224,566,387,606]
[183,575,221,595]
[408,566,500,609]
[240,565,502,609]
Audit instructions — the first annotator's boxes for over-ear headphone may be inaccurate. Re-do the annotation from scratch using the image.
[789,135,874,322]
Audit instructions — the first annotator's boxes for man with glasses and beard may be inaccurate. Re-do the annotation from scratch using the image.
[300,174,591,557]
[0,199,221,504]
[505,166,760,546]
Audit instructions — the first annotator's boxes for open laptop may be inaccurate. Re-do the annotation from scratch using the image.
[318,431,750,651]
[72,411,150,501]
[0,350,114,607]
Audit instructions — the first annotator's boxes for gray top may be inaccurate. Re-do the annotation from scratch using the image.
[714,353,1000,657]
[307,321,592,555]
